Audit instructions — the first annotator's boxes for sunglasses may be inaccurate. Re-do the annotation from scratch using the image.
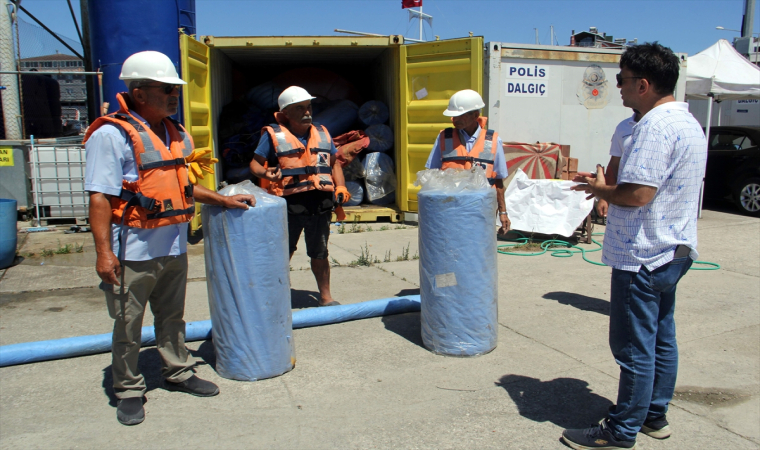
[139,83,181,94]
[615,74,644,85]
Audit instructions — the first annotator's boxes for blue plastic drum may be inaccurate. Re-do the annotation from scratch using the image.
[0,199,17,269]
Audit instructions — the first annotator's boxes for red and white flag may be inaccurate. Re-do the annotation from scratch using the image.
[402,0,422,9]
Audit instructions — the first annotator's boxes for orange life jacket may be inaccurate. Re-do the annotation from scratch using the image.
[262,113,334,197]
[83,92,195,229]
[439,116,499,185]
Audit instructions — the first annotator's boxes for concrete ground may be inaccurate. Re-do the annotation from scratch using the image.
[0,202,758,449]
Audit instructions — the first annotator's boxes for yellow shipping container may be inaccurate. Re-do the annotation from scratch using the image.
[179,34,483,230]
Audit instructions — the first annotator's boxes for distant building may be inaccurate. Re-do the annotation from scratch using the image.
[19,52,87,134]
[569,27,636,49]
[734,36,760,66]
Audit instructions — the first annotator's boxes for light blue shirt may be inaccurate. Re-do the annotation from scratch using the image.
[84,111,188,262]
[425,125,508,179]
[602,102,707,272]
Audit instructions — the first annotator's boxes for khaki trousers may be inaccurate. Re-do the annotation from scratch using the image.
[104,254,195,399]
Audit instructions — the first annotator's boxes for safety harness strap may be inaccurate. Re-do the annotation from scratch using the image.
[138,157,186,171]
[147,206,195,220]
[119,189,158,212]
[281,166,332,177]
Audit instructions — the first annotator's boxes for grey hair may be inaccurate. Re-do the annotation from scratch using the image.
[126,79,149,97]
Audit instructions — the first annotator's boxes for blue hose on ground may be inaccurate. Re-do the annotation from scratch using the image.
[0,295,421,367]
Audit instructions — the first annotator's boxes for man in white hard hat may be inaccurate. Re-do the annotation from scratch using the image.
[425,89,511,234]
[84,51,254,426]
[250,86,349,307]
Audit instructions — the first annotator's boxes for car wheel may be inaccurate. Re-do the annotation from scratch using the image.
[733,177,760,217]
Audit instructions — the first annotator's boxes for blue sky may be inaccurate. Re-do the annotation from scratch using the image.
[16,0,760,57]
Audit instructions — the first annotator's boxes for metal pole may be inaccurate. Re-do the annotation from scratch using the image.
[742,0,756,38]
[535,28,539,45]
[419,5,423,42]
[699,95,714,219]
[30,135,42,226]
[1,0,22,139]
[334,29,422,43]
[550,25,554,46]
[97,70,104,116]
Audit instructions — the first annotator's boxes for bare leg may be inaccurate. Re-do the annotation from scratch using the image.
[311,258,335,305]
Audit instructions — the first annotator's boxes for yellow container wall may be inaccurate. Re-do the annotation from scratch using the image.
[397,37,483,212]
[180,34,216,232]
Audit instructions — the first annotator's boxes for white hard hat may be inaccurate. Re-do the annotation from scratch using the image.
[119,51,186,88]
[443,89,485,117]
[278,86,316,111]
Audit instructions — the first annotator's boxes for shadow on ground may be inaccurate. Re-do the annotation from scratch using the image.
[543,291,610,316]
[102,343,218,407]
[381,288,423,348]
[290,288,321,309]
[495,374,613,429]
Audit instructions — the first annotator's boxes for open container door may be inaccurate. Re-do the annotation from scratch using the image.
[397,36,483,212]
[180,34,216,232]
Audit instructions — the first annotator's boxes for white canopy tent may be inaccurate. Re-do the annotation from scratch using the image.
[685,39,760,217]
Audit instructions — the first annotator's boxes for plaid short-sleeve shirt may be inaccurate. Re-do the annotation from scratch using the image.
[602,102,707,272]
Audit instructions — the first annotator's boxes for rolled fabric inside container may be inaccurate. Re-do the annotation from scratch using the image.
[365,124,393,152]
[202,182,295,381]
[358,100,389,126]
[313,99,358,137]
[344,181,364,207]
[416,169,498,356]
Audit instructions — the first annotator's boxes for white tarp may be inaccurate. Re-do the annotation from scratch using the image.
[686,39,760,101]
[504,169,594,237]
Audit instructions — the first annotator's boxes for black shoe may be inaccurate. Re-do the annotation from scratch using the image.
[163,375,219,397]
[562,420,636,449]
[116,397,145,426]
[641,415,671,439]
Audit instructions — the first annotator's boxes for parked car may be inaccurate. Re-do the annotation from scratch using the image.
[703,126,760,217]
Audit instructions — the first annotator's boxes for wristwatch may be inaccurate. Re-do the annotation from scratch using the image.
[498,212,508,216]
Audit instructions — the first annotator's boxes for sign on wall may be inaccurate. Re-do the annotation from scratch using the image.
[0,147,14,166]
[504,63,549,97]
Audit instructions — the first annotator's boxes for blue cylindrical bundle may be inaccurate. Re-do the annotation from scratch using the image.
[418,188,498,356]
[202,197,295,381]
[0,199,17,269]
[365,124,393,152]
[344,181,364,206]
[358,100,389,126]
[314,100,358,137]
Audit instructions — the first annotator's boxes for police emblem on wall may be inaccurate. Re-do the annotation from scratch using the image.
[576,64,609,109]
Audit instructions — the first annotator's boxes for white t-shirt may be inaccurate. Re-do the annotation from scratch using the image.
[609,114,637,158]
[602,102,707,272]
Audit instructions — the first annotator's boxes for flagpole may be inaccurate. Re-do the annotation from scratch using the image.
[419,4,423,41]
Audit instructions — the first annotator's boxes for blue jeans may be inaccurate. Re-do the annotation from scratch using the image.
[607,257,693,441]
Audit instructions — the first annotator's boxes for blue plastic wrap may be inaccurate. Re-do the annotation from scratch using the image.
[358,100,390,126]
[202,184,295,381]
[314,99,358,137]
[344,181,364,206]
[365,124,394,152]
[0,296,421,367]
[417,174,498,356]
